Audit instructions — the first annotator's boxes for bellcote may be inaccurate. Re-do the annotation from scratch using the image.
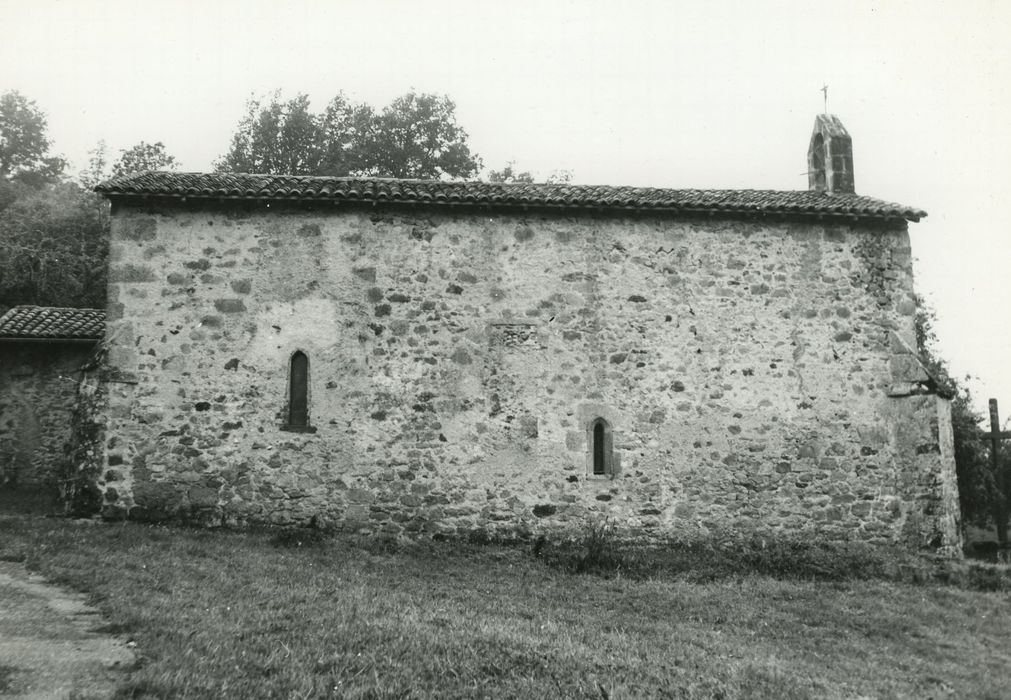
[808,114,854,194]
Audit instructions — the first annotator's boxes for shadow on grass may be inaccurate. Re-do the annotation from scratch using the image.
[258,517,1011,593]
[0,486,60,517]
[0,665,17,694]
[3,495,1009,594]
[532,523,1011,592]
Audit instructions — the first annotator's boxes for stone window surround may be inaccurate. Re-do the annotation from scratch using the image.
[280,349,317,434]
[585,417,616,477]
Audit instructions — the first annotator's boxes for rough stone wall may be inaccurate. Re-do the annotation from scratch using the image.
[892,395,961,553]
[61,349,108,515]
[0,344,94,490]
[97,204,960,549]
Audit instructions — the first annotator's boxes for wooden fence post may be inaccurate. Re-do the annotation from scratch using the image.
[980,399,1011,550]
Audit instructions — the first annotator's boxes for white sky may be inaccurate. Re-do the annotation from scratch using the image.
[3,0,1009,416]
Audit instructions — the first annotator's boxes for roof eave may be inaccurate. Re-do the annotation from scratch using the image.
[0,336,101,343]
[99,192,925,224]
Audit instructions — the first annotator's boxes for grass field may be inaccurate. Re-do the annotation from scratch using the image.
[1,494,1009,699]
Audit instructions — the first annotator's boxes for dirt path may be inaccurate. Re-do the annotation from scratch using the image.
[0,561,135,699]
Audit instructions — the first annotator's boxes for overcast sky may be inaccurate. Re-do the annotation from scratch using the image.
[3,0,1009,416]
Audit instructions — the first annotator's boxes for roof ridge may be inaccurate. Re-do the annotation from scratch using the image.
[3,304,104,312]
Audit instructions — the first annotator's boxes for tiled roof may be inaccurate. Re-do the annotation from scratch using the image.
[96,172,927,222]
[0,306,104,340]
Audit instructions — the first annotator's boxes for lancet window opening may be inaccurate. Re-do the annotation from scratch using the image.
[288,350,310,429]
[588,417,613,476]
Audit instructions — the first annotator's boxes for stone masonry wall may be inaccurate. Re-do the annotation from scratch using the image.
[98,204,960,549]
[0,343,94,490]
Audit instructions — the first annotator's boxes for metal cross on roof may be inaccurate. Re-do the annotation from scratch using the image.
[821,84,829,113]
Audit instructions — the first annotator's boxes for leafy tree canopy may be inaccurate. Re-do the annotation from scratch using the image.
[80,140,179,187]
[0,91,65,186]
[216,91,481,180]
[488,161,573,185]
[488,161,535,184]
[112,141,178,177]
[0,95,182,310]
[216,92,372,176]
[366,92,481,179]
[78,139,110,190]
[0,181,108,308]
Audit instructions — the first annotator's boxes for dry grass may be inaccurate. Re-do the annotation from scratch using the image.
[0,507,1009,698]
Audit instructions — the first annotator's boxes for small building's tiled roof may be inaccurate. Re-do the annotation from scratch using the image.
[0,306,104,340]
[96,172,927,222]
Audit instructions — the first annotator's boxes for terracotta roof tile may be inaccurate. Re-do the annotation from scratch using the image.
[0,306,104,340]
[96,172,927,222]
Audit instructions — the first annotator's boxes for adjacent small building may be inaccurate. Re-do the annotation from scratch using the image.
[89,116,962,551]
[0,306,104,490]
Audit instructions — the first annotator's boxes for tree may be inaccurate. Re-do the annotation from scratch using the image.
[488,162,572,185]
[317,93,375,176]
[915,297,1010,544]
[364,92,481,180]
[488,161,535,184]
[0,91,65,186]
[218,92,317,175]
[79,140,110,189]
[216,90,482,180]
[0,178,29,214]
[111,141,178,177]
[545,169,573,185]
[0,94,110,310]
[79,140,179,188]
[217,91,374,176]
[0,181,108,308]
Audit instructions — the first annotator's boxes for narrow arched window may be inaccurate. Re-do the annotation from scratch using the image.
[587,418,614,476]
[593,422,606,475]
[288,351,310,429]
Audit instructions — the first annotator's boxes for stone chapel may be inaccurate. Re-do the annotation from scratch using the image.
[87,115,961,550]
